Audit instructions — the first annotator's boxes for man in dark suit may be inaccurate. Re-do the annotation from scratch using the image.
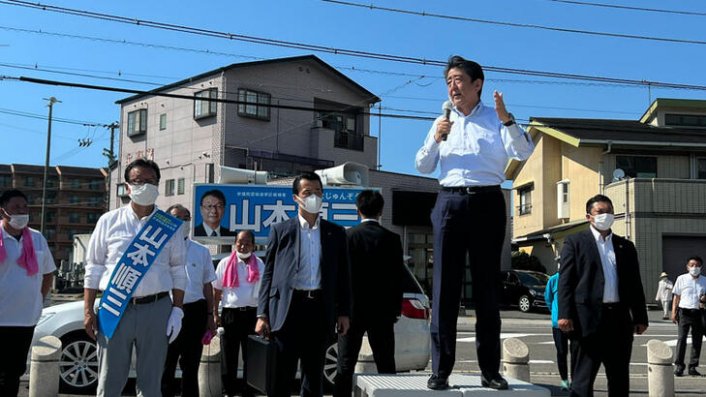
[558,194,648,397]
[194,189,235,237]
[333,190,404,397]
[256,172,352,397]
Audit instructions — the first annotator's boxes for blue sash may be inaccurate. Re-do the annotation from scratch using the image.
[97,210,183,339]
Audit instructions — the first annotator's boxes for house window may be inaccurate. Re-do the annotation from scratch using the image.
[89,180,104,190]
[68,213,81,224]
[0,175,11,187]
[237,89,270,121]
[165,179,175,197]
[665,113,706,128]
[24,176,35,187]
[46,211,56,223]
[69,195,80,204]
[159,113,167,130]
[194,88,218,119]
[71,178,81,189]
[316,106,363,151]
[87,212,99,223]
[127,109,148,136]
[518,185,533,216]
[698,159,706,180]
[177,178,185,195]
[616,155,657,178]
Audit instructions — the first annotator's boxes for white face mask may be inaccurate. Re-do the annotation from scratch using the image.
[298,194,323,214]
[237,251,252,260]
[129,183,159,206]
[689,267,701,277]
[591,213,614,231]
[8,214,29,230]
[181,222,191,239]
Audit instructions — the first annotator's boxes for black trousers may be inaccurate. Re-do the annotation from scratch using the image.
[162,299,208,397]
[271,291,327,397]
[674,308,704,370]
[552,327,576,381]
[221,306,257,396]
[430,188,505,379]
[333,315,395,397]
[0,326,35,397]
[570,304,633,397]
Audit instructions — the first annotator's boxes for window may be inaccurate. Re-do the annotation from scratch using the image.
[127,109,148,136]
[177,178,185,195]
[237,88,270,121]
[316,108,363,151]
[159,113,167,130]
[117,183,128,197]
[518,185,533,215]
[665,113,706,128]
[24,176,35,187]
[194,89,218,119]
[0,175,11,187]
[70,195,80,204]
[90,180,104,190]
[68,213,81,224]
[87,212,99,223]
[71,178,81,189]
[698,159,706,180]
[46,211,56,223]
[616,155,657,178]
[557,180,570,219]
[165,179,175,196]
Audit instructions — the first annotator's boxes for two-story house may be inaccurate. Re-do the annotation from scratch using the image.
[509,98,706,299]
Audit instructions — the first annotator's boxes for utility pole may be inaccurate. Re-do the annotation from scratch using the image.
[102,122,119,167]
[41,96,60,235]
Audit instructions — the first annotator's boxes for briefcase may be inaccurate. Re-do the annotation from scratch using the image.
[246,334,277,395]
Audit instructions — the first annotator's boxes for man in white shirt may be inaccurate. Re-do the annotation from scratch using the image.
[162,204,216,397]
[213,230,264,397]
[0,189,55,396]
[83,159,187,397]
[671,256,706,377]
[415,55,534,391]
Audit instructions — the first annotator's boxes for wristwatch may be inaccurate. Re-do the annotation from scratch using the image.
[503,112,516,127]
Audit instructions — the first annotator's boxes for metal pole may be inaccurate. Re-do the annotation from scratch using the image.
[40,97,60,234]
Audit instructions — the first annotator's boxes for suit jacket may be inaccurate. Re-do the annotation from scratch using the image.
[257,217,352,332]
[194,223,235,237]
[346,221,404,322]
[558,229,648,337]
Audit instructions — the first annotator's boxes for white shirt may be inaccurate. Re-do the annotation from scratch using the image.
[0,226,56,326]
[293,214,321,290]
[589,226,619,303]
[415,101,534,186]
[673,273,706,309]
[84,205,187,296]
[212,254,265,308]
[182,239,216,304]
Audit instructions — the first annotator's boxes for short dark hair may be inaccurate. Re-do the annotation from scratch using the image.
[292,172,323,195]
[0,189,28,207]
[445,55,485,97]
[166,204,190,217]
[688,256,703,266]
[356,190,384,218]
[200,189,226,206]
[585,194,613,214]
[236,229,255,243]
[124,158,161,183]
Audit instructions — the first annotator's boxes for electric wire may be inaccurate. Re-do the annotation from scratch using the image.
[544,0,706,17]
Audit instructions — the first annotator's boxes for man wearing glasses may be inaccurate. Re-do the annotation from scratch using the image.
[194,189,235,237]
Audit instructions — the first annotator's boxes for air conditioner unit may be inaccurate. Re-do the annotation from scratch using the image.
[218,166,268,184]
[315,161,369,187]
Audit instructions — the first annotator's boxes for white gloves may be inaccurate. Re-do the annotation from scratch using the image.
[166,306,184,344]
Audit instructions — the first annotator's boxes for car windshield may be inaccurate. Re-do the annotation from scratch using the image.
[517,271,549,286]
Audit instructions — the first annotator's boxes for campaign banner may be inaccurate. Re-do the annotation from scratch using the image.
[192,184,365,243]
[97,210,183,339]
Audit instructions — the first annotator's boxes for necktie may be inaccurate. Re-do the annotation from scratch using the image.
[211,230,217,237]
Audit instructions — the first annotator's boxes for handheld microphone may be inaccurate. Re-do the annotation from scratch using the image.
[441,100,453,141]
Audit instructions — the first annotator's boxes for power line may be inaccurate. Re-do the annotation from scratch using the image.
[0,107,110,127]
[1,0,705,91]
[544,0,706,17]
[322,0,706,46]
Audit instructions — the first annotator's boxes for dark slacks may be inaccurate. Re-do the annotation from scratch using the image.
[674,308,704,370]
[333,315,395,397]
[430,188,505,379]
[221,306,257,397]
[570,304,633,397]
[0,326,35,397]
[162,299,208,397]
[271,291,327,397]
[552,327,576,381]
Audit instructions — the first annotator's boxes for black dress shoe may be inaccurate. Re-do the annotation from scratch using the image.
[688,367,702,376]
[674,367,684,377]
[481,374,509,390]
[427,374,449,390]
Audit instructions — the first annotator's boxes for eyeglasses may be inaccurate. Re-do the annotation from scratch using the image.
[128,179,158,186]
[202,204,224,211]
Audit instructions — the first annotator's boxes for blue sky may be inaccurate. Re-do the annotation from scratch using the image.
[1,0,705,177]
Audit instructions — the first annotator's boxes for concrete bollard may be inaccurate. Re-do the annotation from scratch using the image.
[29,335,61,397]
[647,339,674,397]
[198,334,223,397]
[502,337,530,382]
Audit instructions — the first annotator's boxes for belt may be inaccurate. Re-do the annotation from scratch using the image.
[130,291,169,305]
[441,185,500,194]
[293,289,322,300]
[602,302,623,310]
[679,308,702,314]
[225,306,257,312]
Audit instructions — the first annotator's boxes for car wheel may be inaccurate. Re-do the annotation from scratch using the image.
[58,332,99,394]
[323,341,338,388]
[518,295,532,313]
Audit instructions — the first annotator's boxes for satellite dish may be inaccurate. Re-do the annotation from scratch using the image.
[612,168,625,182]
